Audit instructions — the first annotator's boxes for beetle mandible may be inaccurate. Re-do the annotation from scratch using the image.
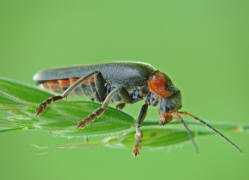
[34,62,242,157]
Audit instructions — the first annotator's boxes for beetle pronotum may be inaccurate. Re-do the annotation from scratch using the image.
[34,62,242,157]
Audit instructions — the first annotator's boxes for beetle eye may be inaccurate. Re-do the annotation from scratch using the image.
[148,72,172,98]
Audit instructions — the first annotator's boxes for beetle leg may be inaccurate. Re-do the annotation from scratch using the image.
[36,95,64,116]
[115,87,135,110]
[36,71,100,116]
[62,71,100,97]
[133,103,149,158]
[116,102,126,110]
[77,87,122,128]
[116,86,138,109]
[119,87,134,103]
[94,71,107,102]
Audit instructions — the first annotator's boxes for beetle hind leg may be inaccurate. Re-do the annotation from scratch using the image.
[94,71,107,102]
[36,96,63,116]
[36,71,106,116]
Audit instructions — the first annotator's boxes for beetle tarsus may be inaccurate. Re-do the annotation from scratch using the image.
[133,130,142,158]
[159,110,174,126]
[116,103,126,110]
[35,103,46,116]
[160,119,166,126]
[77,120,86,128]
[36,96,63,116]
[77,107,105,128]
[133,145,140,158]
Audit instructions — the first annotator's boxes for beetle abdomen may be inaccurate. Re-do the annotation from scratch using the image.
[40,77,95,96]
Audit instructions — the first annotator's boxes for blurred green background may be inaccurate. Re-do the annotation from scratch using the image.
[1,0,249,179]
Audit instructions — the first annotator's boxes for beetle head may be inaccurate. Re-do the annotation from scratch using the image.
[148,71,182,125]
[158,90,182,125]
[147,72,242,153]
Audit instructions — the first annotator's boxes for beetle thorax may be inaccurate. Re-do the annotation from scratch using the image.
[148,71,175,98]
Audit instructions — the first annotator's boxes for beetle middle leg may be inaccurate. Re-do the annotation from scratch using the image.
[36,71,103,116]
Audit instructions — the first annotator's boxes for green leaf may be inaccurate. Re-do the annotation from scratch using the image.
[0,78,135,137]
[0,78,52,104]
[106,128,211,148]
[0,77,247,152]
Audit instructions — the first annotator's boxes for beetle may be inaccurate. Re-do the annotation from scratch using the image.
[34,62,242,157]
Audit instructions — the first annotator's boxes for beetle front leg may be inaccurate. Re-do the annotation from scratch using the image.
[159,97,173,125]
[134,103,148,158]
[35,95,64,116]
[36,71,100,116]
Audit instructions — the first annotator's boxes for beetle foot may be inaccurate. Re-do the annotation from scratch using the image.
[36,102,47,116]
[77,120,87,128]
[133,130,143,158]
[116,103,126,110]
[160,119,166,126]
[36,96,63,116]
[133,144,141,158]
[77,107,105,128]
[76,113,96,128]
[159,111,175,126]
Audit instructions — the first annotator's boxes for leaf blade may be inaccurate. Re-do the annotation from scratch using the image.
[0,78,52,104]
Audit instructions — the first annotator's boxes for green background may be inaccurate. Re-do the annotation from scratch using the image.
[1,0,249,179]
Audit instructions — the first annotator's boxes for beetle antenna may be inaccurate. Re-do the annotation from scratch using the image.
[175,113,199,153]
[179,111,242,153]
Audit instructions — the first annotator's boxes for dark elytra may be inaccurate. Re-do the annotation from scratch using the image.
[33,62,157,88]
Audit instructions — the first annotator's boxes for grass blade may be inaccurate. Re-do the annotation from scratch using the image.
[0,77,247,151]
